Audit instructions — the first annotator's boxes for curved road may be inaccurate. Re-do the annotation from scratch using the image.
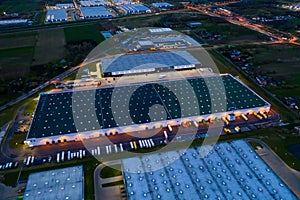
[94,160,122,200]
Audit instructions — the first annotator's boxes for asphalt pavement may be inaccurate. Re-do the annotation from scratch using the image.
[94,160,123,200]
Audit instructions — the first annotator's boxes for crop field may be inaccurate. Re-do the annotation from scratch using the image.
[64,24,105,43]
[32,28,66,65]
[0,31,37,80]
[0,31,37,50]
[0,46,35,80]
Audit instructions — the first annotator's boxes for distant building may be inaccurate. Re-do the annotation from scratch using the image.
[290,3,300,11]
[151,2,174,10]
[55,3,74,9]
[80,0,108,7]
[45,9,67,23]
[0,19,29,26]
[101,31,113,39]
[119,4,151,15]
[187,22,202,28]
[101,50,200,76]
[80,6,113,19]
[112,0,132,5]
[23,166,84,200]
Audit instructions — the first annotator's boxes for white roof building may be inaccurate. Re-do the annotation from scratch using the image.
[80,0,109,6]
[80,6,113,18]
[24,166,84,200]
[122,140,298,200]
[46,9,67,22]
[55,3,74,8]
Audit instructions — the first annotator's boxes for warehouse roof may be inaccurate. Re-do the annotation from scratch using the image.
[24,166,83,200]
[80,0,108,6]
[27,74,269,139]
[151,2,174,8]
[55,3,74,8]
[46,9,67,22]
[119,4,151,13]
[122,140,298,200]
[80,6,112,18]
[101,51,200,73]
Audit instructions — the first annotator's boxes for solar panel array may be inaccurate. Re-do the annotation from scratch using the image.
[122,140,298,200]
[27,75,268,138]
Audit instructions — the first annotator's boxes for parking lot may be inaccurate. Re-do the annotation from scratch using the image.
[0,109,280,172]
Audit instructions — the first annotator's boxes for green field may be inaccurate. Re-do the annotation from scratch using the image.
[0,31,37,80]
[8,133,27,149]
[0,46,35,80]
[100,164,122,178]
[64,24,105,43]
[102,180,124,187]
[0,31,37,50]
[0,46,34,58]
[23,99,38,114]
[33,28,66,65]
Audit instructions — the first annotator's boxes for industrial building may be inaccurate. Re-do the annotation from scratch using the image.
[112,0,132,5]
[45,9,67,23]
[55,3,74,8]
[151,2,174,10]
[80,6,113,19]
[80,0,108,7]
[101,31,113,39]
[0,19,29,26]
[135,28,201,50]
[25,73,270,146]
[101,51,201,76]
[122,140,298,200]
[23,166,84,200]
[119,4,151,15]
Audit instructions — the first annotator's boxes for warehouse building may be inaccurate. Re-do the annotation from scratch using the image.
[23,166,84,200]
[134,28,201,50]
[25,73,270,146]
[151,2,174,10]
[45,9,67,23]
[119,4,151,14]
[80,0,108,7]
[122,140,298,200]
[55,3,74,9]
[80,6,113,19]
[101,50,201,76]
[112,0,132,5]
